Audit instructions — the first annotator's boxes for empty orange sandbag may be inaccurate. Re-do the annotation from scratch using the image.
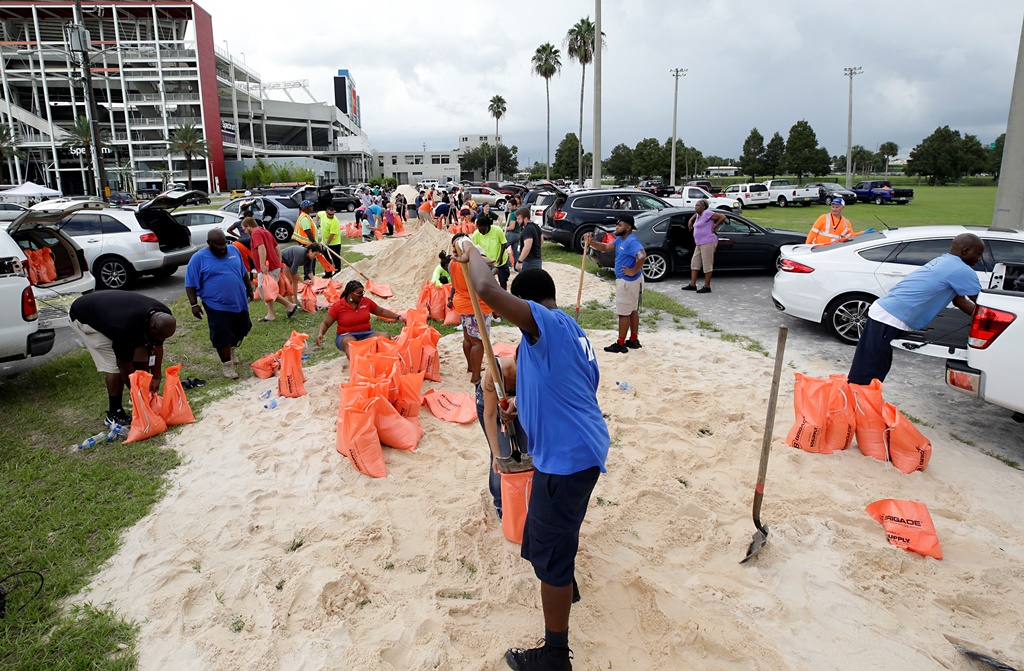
[278,331,309,398]
[822,374,856,453]
[125,370,168,443]
[338,402,387,478]
[865,499,942,559]
[160,364,195,426]
[366,279,393,299]
[492,343,517,358]
[785,373,834,453]
[317,253,336,274]
[883,403,932,474]
[301,283,317,312]
[372,397,423,451]
[394,372,425,418]
[500,469,534,544]
[257,272,279,301]
[323,281,340,305]
[852,379,887,461]
[278,272,293,298]
[421,389,477,424]
[251,351,280,379]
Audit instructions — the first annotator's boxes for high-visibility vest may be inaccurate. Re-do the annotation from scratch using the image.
[292,212,318,245]
[806,213,853,245]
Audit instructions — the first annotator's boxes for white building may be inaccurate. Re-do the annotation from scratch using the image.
[374,134,505,185]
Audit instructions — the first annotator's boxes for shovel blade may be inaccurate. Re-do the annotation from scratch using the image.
[944,634,1020,671]
[740,526,769,564]
[496,454,534,474]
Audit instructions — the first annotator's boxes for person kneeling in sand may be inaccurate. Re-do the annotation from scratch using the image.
[315,280,405,358]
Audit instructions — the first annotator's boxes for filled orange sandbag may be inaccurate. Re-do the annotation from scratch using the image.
[338,402,387,478]
[416,281,432,311]
[427,285,446,322]
[257,272,279,301]
[345,222,361,238]
[340,380,390,408]
[421,389,477,424]
[350,352,402,384]
[785,373,834,453]
[500,469,534,544]
[394,372,425,418]
[251,351,280,379]
[125,370,168,443]
[822,374,856,453]
[444,304,461,325]
[301,283,317,312]
[883,403,932,474]
[852,379,887,461]
[36,247,57,282]
[347,335,382,363]
[865,499,942,559]
[278,331,309,398]
[159,364,195,426]
[371,397,423,451]
[278,272,293,298]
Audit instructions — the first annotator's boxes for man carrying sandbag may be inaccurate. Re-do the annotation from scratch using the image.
[69,291,177,425]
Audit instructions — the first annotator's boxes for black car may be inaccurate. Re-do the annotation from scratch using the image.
[592,208,807,281]
[805,182,858,206]
[638,180,674,197]
[108,192,138,206]
[541,188,673,252]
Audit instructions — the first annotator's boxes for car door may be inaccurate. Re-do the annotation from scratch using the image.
[872,238,975,294]
[573,194,615,227]
[714,215,769,268]
[54,212,105,267]
[664,213,694,267]
[632,193,668,214]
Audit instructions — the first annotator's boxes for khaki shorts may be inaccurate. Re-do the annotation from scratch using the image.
[691,241,718,272]
[614,277,643,316]
[70,319,119,374]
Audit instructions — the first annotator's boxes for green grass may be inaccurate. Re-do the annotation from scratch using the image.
[980,449,1021,470]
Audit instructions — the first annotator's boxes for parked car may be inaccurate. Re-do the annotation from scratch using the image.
[761,179,819,207]
[481,181,518,196]
[172,209,239,245]
[771,226,1024,344]
[722,183,771,209]
[462,186,508,208]
[665,186,742,213]
[592,208,806,281]
[851,180,914,205]
[1,201,97,362]
[684,180,714,192]
[637,180,675,197]
[805,182,858,205]
[540,188,673,252]
[42,191,201,290]
[228,189,250,200]
[0,202,28,223]
[219,195,300,243]
[108,192,138,206]
[521,181,567,227]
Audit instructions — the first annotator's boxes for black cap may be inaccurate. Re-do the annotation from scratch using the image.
[618,214,635,229]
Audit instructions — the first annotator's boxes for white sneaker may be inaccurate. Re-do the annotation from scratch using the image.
[222,361,239,379]
[230,347,239,364]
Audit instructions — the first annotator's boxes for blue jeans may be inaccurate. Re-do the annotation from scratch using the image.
[475,384,529,517]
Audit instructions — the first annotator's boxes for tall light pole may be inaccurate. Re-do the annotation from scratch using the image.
[992,13,1024,231]
[591,0,602,189]
[241,51,255,158]
[72,0,107,199]
[225,40,240,160]
[669,68,687,189]
[844,66,863,188]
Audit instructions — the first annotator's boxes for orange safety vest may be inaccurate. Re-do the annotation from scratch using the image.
[292,212,318,245]
[806,213,853,245]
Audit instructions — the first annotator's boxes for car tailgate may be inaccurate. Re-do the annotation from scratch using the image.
[894,308,971,360]
[33,275,92,329]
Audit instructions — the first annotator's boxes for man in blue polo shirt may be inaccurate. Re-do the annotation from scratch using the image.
[584,214,646,353]
[453,241,609,671]
[848,233,984,385]
[185,229,253,380]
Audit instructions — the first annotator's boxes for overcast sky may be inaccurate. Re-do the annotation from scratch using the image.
[201,0,1024,166]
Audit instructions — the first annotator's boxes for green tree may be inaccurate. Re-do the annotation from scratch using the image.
[631,137,665,180]
[498,144,519,177]
[0,124,24,184]
[782,120,828,182]
[166,122,209,190]
[739,128,766,181]
[488,95,507,180]
[850,145,874,178]
[531,43,561,180]
[565,16,603,186]
[461,142,495,178]
[604,143,634,181]
[763,132,785,178]
[877,141,899,176]
[990,133,1006,180]
[958,134,988,185]
[551,133,580,179]
[905,126,964,185]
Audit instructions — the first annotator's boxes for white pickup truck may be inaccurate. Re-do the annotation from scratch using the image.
[665,186,743,213]
[762,179,820,208]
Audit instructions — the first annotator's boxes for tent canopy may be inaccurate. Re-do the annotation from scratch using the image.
[2,181,62,198]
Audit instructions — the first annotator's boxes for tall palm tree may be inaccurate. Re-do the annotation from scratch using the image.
[166,123,209,190]
[488,95,507,181]
[531,43,561,180]
[565,17,603,186]
[61,116,107,195]
[0,124,24,184]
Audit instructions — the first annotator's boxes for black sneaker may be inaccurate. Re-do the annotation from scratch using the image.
[696,286,712,294]
[505,641,573,670]
[626,339,642,349]
[105,408,131,427]
[681,284,697,291]
[603,342,629,354]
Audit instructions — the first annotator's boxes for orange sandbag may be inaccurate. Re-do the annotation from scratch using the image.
[25,248,57,284]
[125,370,168,443]
[257,272,279,301]
[350,352,402,384]
[500,469,534,544]
[323,282,340,305]
[278,331,308,398]
[883,403,932,474]
[338,402,387,478]
[421,389,477,424]
[427,286,446,322]
[785,373,834,454]
[416,281,432,311]
[340,380,390,409]
[345,222,361,238]
[159,364,195,426]
[419,340,441,382]
[372,397,423,450]
[492,342,517,358]
[251,351,280,379]
[317,253,336,274]
[366,279,393,299]
[394,371,425,418]
[444,303,461,326]
[865,499,942,559]
[278,272,293,297]
[301,283,317,312]
[852,379,887,461]
[347,335,382,362]
[822,374,856,453]
[311,276,330,292]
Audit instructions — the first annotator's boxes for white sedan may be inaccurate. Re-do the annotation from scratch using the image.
[172,209,239,245]
[771,226,1024,345]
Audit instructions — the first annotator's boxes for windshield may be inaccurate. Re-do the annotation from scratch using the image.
[821,183,844,189]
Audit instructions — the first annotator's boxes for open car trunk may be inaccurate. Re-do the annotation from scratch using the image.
[10,225,88,287]
[135,210,192,251]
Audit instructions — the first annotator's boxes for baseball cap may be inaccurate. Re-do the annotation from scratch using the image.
[831,197,845,207]
[618,214,636,229]
[300,199,313,208]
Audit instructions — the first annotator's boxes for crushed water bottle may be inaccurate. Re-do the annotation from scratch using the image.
[107,423,128,441]
[615,381,633,392]
[258,389,273,400]
[264,397,284,410]
[72,431,110,451]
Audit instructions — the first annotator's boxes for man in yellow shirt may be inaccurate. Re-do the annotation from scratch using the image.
[317,206,342,277]
[806,197,855,245]
[471,216,510,290]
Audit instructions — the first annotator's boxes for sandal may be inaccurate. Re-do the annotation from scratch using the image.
[286,306,298,319]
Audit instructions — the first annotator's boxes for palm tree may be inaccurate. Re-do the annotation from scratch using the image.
[878,141,899,176]
[531,43,561,180]
[488,95,507,181]
[0,124,24,184]
[166,123,209,190]
[565,17,603,186]
[61,116,107,195]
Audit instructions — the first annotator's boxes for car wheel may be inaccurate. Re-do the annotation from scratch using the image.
[874,195,884,205]
[271,222,292,243]
[771,251,784,273]
[346,202,356,212]
[824,293,875,345]
[95,256,135,290]
[777,196,788,207]
[642,251,669,281]
[734,201,743,214]
[496,199,506,209]
[151,265,178,279]
[825,196,834,205]
[572,226,595,253]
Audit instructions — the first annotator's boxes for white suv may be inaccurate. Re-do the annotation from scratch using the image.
[723,183,771,209]
[0,202,97,362]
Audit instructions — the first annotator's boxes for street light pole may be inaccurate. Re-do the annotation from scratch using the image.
[225,40,241,161]
[241,52,255,158]
[72,0,107,199]
[669,68,687,189]
[591,0,602,189]
[844,66,863,188]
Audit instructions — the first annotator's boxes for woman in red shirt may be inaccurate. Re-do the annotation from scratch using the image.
[315,280,405,358]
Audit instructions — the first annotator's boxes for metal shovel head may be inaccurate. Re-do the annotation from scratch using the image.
[944,634,1020,671]
[740,525,769,564]
[496,454,534,474]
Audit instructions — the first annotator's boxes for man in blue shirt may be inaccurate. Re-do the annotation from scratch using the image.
[584,214,647,353]
[185,229,253,379]
[848,233,984,385]
[453,242,609,671]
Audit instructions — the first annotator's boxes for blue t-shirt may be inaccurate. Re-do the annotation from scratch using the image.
[184,246,249,312]
[516,302,609,475]
[876,253,982,330]
[614,233,644,281]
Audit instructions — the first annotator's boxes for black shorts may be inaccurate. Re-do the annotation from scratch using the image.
[205,305,252,349]
[521,466,600,587]
[496,261,511,285]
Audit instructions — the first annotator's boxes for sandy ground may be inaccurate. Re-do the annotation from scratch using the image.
[73,232,1024,670]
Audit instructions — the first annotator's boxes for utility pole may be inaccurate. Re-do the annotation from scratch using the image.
[591,0,602,189]
[844,66,863,188]
[993,14,1024,230]
[72,0,107,199]
[225,40,240,161]
[669,68,687,189]
[242,52,255,158]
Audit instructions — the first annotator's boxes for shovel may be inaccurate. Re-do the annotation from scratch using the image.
[325,246,394,299]
[458,239,533,474]
[740,324,788,564]
[944,634,1020,671]
[574,238,589,322]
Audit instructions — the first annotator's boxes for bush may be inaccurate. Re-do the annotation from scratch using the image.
[240,158,316,187]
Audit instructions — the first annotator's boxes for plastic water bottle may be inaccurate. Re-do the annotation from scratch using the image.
[615,381,633,392]
[106,423,128,441]
[264,397,283,410]
[73,431,110,451]
[258,389,273,400]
